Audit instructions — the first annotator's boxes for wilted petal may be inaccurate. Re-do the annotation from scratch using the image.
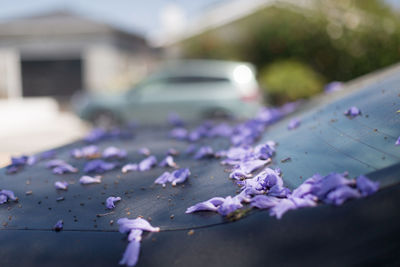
[311,173,353,199]
[117,217,160,233]
[71,145,100,159]
[53,220,63,232]
[159,156,177,168]
[267,185,291,198]
[396,136,400,146]
[79,175,102,184]
[106,196,121,209]
[250,195,281,209]
[237,158,270,175]
[356,175,379,197]
[122,164,138,173]
[217,196,243,216]
[54,181,68,190]
[269,198,297,219]
[84,160,117,174]
[170,168,190,186]
[138,156,157,171]
[324,185,361,205]
[119,239,141,267]
[185,197,225,213]
[287,118,301,130]
[102,146,127,159]
[344,106,361,118]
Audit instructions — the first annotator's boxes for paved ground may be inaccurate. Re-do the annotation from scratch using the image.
[0,97,90,167]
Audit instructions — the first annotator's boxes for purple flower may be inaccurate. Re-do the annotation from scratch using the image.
[194,146,214,160]
[46,159,78,174]
[324,185,361,205]
[79,175,102,184]
[267,185,291,198]
[159,156,177,168]
[119,233,141,266]
[168,112,184,127]
[84,160,117,174]
[250,195,281,209]
[234,158,270,177]
[217,196,243,216]
[138,147,151,156]
[356,175,379,197]
[106,196,121,209]
[0,189,17,204]
[169,127,188,140]
[344,106,361,118]
[117,217,160,233]
[186,197,226,213]
[287,118,301,130]
[102,146,127,159]
[53,220,63,232]
[71,145,100,159]
[54,181,68,190]
[395,136,400,146]
[122,164,138,173]
[138,156,157,171]
[170,168,190,186]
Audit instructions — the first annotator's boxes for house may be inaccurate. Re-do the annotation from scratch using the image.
[0,10,158,98]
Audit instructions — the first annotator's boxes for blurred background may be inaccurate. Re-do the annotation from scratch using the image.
[1,0,400,165]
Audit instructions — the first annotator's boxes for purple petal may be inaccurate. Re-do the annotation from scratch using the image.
[236,158,270,175]
[0,194,8,204]
[159,156,177,168]
[128,229,143,242]
[117,217,160,233]
[217,196,243,216]
[185,197,225,213]
[138,147,151,156]
[154,172,171,187]
[169,127,188,140]
[122,164,138,173]
[84,160,117,174]
[356,175,379,197]
[324,185,361,205]
[287,118,301,130]
[71,145,100,159]
[102,146,127,159]
[53,220,63,232]
[310,172,353,199]
[170,168,190,186]
[269,198,297,219]
[79,175,102,184]
[106,196,121,209]
[324,81,343,93]
[0,189,17,201]
[119,239,141,267]
[166,148,179,156]
[250,195,281,209]
[396,136,400,146]
[54,181,68,190]
[267,185,291,198]
[193,146,214,160]
[138,156,157,172]
[344,106,361,118]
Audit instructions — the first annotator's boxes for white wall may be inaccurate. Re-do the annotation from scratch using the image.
[0,48,22,98]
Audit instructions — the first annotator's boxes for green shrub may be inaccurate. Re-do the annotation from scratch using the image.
[259,60,325,105]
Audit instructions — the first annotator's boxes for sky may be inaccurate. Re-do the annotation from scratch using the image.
[0,0,224,39]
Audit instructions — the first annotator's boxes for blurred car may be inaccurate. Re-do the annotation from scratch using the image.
[74,60,262,126]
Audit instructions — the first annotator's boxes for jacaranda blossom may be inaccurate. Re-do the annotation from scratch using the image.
[356,175,379,197]
[53,220,63,232]
[71,145,100,159]
[396,136,400,146]
[46,159,78,174]
[106,196,121,209]
[186,196,242,216]
[344,106,361,118]
[193,146,214,160]
[122,164,138,173]
[154,168,191,187]
[159,156,177,168]
[102,146,127,159]
[0,189,17,204]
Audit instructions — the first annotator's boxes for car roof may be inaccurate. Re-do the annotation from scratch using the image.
[1,63,400,266]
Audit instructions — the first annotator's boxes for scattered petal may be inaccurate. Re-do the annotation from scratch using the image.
[395,136,400,146]
[79,175,102,184]
[138,147,151,156]
[159,156,177,168]
[194,146,214,160]
[84,160,117,174]
[185,197,225,213]
[287,118,301,130]
[117,217,160,233]
[106,196,122,209]
[53,220,63,232]
[122,164,138,173]
[103,146,127,159]
[54,181,68,190]
[138,156,157,172]
[356,175,379,197]
[119,236,141,267]
[250,195,281,209]
[71,145,100,159]
[170,168,190,186]
[344,106,361,118]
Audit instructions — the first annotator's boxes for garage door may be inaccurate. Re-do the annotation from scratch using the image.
[21,59,83,97]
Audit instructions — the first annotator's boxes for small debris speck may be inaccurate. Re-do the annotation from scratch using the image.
[187,229,195,236]
[170,214,175,219]
[25,191,33,195]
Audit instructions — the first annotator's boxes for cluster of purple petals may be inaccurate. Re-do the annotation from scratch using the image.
[154,168,191,187]
[117,218,160,266]
[121,155,158,173]
[46,159,78,174]
[187,170,379,219]
[26,150,56,166]
[83,160,117,174]
[0,189,18,204]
